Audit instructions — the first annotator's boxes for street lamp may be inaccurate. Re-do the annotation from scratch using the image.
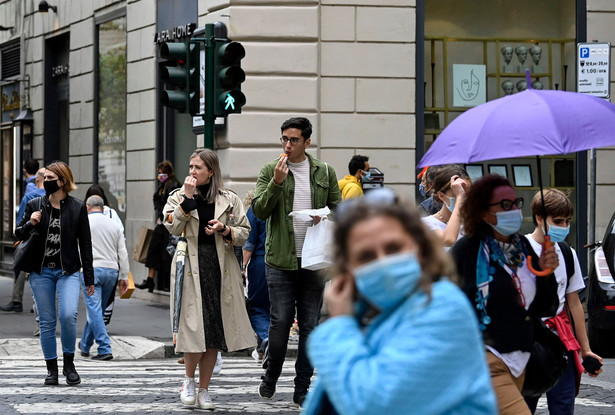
[38,1,57,13]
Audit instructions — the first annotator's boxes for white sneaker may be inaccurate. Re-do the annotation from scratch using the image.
[251,348,263,363]
[213,351,222,375]
[197,388,215,410]
[180,377,196,405]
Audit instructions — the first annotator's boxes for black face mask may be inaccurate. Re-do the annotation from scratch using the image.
[44,180,61,196]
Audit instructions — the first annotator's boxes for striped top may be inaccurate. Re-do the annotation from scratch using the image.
[288,158,312,257]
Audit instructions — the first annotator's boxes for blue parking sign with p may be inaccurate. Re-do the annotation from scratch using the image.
[580,47,590,58]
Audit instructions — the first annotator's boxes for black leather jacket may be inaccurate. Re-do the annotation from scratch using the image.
[15,195,94,285]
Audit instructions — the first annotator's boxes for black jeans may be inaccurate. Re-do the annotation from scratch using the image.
[265,262,325,391]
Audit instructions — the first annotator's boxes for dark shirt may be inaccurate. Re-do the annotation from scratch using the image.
[244,206,266,256]
[43,207,62,269]
[180,183,215,245]
[418,195,441,217]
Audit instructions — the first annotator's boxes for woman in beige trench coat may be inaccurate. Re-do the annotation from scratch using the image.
[164,149,256,410]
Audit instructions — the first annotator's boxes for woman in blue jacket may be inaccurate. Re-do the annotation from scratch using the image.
[302,189,497,415]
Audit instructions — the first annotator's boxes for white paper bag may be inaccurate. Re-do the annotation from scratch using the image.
[301,219,334,271]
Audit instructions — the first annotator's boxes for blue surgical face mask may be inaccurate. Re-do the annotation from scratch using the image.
[362,171,371,181]
[444,196,455,212]
[419,183,427,197]
[353,251,422,312]
[548,222,570,243]
[488,209,523,236]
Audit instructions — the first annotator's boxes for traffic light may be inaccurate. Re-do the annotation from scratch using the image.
[212,39,246,116]
[159,39,200,115]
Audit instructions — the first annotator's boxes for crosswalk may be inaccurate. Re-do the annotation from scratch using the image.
[0,357,301,414]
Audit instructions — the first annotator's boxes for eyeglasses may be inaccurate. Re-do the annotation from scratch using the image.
[280,136,304,146]
[488,198,523,211]
[511,272,526,307]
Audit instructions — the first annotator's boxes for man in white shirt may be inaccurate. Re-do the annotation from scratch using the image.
[524,188,602,414]
[79,195,129,361]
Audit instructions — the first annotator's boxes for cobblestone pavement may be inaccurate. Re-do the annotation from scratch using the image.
[0,356,300,414]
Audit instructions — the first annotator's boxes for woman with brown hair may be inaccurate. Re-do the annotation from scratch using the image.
[135,160,181,292]
[302,189,497,415]
[15,161,94,386]
[164,149,255,410]
[421,164,470,248]
[451,174,559,415]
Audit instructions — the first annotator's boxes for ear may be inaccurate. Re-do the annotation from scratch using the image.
[304,138,311,150]
[436,191,446,203]
[482,211,495,225]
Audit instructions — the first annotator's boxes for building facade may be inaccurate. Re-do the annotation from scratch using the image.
[0,0,612,275]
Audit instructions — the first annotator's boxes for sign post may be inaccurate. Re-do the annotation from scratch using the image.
[576,42,611,98]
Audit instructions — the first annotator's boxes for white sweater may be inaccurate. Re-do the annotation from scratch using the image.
[88,211,130,280]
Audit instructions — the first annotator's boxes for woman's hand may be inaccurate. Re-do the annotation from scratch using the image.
[30,209,42,226]
[324,274,355,317]
[450,175,468,198]
[86,285,95,296]
[184,176,197,199]
[538,242,559,271]
[205,219,229,236]
[119,280,129,296]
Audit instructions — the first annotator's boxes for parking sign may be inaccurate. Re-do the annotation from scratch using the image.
[577,42,611,98]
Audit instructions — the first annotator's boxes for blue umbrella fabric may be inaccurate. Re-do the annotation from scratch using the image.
[418,89,615,168]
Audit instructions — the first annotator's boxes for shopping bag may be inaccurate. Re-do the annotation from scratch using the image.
[301,219,334,271]
[120,271,135,299]
[132,226,153,264]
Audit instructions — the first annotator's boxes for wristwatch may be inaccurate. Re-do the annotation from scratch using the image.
[217,224,227,234]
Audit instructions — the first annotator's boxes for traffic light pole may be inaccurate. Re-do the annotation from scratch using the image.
[203,23,215,149]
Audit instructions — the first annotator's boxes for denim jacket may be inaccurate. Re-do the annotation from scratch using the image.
[252,152,341,271]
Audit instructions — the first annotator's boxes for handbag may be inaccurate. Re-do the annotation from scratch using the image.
[120,271,135,299]
[132,226,153,263]
[521,319,569,397]
[301,219,334,271]
[13,198,43,270]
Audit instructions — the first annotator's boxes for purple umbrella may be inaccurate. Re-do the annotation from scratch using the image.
[418,89,615,168]
[418,77,615,275]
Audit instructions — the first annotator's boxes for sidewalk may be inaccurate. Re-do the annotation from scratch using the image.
[0,274,297,360]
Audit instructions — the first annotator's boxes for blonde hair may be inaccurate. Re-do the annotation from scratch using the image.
[190,148,223,203]
[46,161,77,193]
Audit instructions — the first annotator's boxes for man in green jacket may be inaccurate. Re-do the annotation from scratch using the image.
[253,117,341,407]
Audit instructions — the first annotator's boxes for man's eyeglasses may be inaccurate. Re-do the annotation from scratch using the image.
[280,136,304,146]
[488,198,524,211]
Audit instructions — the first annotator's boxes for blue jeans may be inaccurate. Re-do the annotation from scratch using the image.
[265,262,325,391]
[525,350,578,415]
[29,268,81,360]
[80,268,118,356]
[248,255,270,350]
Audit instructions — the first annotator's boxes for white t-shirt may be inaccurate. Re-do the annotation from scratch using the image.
[288,158,312,258]
[525,234,585,316]
[421,215,464,250]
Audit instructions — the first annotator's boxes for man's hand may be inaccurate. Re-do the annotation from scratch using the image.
[310,215,322,225]
[273,155,289,186]
[119,280,129,296]
[86,285,95,296]
[184,176,197,199]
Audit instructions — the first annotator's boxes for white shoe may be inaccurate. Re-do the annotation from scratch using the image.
[213,351,222,375]
[180,377,196,405]
[197,388,215,410]
[251,348,263,363]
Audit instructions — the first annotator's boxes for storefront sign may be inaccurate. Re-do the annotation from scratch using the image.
[154,23,196,44]
[51,63,69,78]
[1,82,20,123]
[577,42,611,98]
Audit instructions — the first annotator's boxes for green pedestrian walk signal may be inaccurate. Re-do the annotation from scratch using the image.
[212,39,246,116]
[159,39,200,115]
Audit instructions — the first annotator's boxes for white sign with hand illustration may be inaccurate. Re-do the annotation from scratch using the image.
[453,64,486,107]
